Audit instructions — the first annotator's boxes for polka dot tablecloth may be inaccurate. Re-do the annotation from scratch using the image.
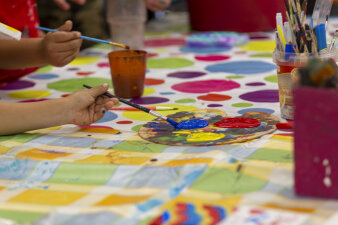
[0,20,338,225]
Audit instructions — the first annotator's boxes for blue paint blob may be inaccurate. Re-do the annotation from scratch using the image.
[238,108,275,114]
[167,118,179,127]
[176,119,208,129]
[180,46,232,54]
[94,111,118,123]
[205,60,276,74]
[162,211,170,223]
[28,73,59,80]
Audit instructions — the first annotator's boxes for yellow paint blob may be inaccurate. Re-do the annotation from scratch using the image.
[69,56,100,65]
[8,90,51,99]
[173,131,192,135]
[186,132,225,142]
[240,40,275,52]
[122,104,199,122]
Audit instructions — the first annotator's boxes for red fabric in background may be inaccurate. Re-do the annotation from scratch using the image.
[187,0,286,33]
[0,0,40,83]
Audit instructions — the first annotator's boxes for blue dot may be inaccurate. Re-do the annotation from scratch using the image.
[180,46,232,54]
[29,73,59,80]
[94,111,118,123]
[238,108,275,114]
[205,60,276,74]
[160,92,175,95]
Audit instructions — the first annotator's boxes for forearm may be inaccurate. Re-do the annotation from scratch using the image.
[0,38,47,69]
[0,99,72,135]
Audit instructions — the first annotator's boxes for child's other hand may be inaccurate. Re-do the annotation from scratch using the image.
[146,0,171,12]
[41,20,82,67]
[66,83,119,126]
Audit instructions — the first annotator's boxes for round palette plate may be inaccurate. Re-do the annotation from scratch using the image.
[139,109,279,146]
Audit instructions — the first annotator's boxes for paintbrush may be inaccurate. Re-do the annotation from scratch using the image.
[83,84,178,127]
[36,26,130,49]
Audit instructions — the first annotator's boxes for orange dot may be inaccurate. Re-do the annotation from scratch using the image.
[77,72,94,76]
[116,120,133,124]
[197,93,232,101]
[145,78,165,85]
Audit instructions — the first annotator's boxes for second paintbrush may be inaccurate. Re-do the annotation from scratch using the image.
[83,84,179,127]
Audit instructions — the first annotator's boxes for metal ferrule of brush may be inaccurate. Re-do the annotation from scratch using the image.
[149,110,168,120]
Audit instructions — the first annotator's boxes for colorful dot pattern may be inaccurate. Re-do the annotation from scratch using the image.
[0,36,281,131]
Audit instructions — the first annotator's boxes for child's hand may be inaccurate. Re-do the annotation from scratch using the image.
[146,0,171,12]
[66,83,119,126]
[41,20,82,67]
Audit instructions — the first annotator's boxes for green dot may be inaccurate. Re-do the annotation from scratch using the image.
[250,52,273,58]
[132,124,143,132]
[113,103,121,107]
[35,65,52,73]
[264,74,278,83]
[147,57,194,69]
[175,98,196,103]
[48,77,112,92]
[226,75,244,79]
[232,102,254,107]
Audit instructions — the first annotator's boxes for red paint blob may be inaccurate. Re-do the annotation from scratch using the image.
[145,78,165,85]
[276,122,293,130]
[214,117,261,128]
[116,120,133,124]
[76,72,94,76]
[195,55,230,61]
[197,93,231,101]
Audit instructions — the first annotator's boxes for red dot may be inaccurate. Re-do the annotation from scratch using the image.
[145,78,165,85]
[116,121,133,124]
[197,93,231,101]
[61,93,71,97]
[147,52,159,58]
[77,72,94,76]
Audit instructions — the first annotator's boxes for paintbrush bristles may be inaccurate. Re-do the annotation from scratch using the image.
[109,42,130,50]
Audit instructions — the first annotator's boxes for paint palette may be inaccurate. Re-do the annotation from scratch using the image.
[139,109,279,146]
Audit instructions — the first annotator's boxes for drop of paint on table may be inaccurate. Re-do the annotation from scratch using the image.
[175,119,208,129]
[214,118,261,128]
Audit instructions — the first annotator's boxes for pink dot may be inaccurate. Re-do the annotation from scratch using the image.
[195,55,230,61]
[145,38,186,47]
[97,62,110,68]
[172,79,240,93]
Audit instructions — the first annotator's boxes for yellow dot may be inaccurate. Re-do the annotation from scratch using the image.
[154,48,168,53]
[143,87,155,96]
[123,104,199,122]
[9,90,51,99]
[240,40,275,52]
[69,56,100,65]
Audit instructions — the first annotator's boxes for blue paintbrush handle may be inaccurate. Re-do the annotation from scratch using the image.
[36,26,111,45]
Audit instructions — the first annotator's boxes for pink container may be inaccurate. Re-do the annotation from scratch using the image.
[294,87,338,199]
